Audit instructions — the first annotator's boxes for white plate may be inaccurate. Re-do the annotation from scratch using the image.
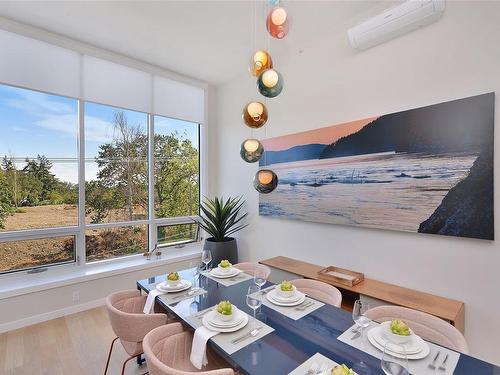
[368,327,430,360]
[269,289,303,303]
[156,280,192,293]
[266,290,306,307]
[374,323,422,354]
[203,312,249,333]
[209,268,241,279]
[206,309,245,328]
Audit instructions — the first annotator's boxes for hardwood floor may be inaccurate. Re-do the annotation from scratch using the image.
[0,306,148,375]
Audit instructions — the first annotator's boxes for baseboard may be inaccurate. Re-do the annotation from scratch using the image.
[0,297,105,333]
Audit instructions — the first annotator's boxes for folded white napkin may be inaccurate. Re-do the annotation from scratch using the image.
[190,326,219,369]
[143,289,163,314]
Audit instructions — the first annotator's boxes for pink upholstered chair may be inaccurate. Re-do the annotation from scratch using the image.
[290,279,342,308]
[233,262,271,279]
[143,322,237,375]
[365,305,469,353]
[105,289,168,375]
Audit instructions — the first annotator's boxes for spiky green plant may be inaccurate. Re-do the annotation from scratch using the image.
[197,196,248,242]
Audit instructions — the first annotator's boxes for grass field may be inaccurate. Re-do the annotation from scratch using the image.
[0,205,147,273]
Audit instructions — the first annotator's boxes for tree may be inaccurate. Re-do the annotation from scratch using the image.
[23,155,57,202]
[154,133,199,218]
[0,170,14,228]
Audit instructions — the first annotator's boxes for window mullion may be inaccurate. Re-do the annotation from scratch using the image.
[77,99,86,265]
[148,114,156,252]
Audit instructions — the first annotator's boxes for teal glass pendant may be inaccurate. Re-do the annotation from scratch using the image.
[257,69,284,98]
[253,169,278,193]
[240,139,264,163]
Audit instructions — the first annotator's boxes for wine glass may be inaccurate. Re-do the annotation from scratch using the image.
[381,342,409,375]
[352,300,371,345]
[253,269,267,289]
[189,261,200,291]
[246,285,262,327]
[201,250,212,273]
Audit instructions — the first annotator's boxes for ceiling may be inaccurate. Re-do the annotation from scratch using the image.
[0,1,393,85]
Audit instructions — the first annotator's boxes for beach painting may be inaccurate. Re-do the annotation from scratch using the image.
[259,93,494,240]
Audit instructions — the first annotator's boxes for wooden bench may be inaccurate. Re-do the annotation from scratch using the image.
[260,256,465,333]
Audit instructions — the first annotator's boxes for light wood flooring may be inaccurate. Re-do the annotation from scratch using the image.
[0,306,147,375]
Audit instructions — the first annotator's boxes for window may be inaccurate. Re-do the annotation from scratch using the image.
[0,83,202,274]
[154,115,200,218]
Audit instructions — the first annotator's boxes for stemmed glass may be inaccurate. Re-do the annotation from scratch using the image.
[201,249,212,273]
[381,342,409,375]
[352,300,371,346]
[189,261,200,291]
[246,285,262,327]
[253,269,267,289]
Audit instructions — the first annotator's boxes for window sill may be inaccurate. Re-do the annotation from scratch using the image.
[0,243,202,300]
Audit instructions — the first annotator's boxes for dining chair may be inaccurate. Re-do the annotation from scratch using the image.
[364,305,469,353]
[143,322,237,375]
[104,289,168,375]
[233,262,271,279]
[290,279,342,307]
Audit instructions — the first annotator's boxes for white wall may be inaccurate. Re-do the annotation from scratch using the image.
[211,1,500,365]
[0,256,197,332]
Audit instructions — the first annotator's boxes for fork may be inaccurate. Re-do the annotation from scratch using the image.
[428,351,441,370]
[438,354,449,371]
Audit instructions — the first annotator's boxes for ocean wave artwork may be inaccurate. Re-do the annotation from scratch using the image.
[259,93,494,240]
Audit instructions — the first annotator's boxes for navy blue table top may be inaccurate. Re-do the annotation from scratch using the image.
[137,269,499,375]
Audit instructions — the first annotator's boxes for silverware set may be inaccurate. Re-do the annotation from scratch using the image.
[305,361,328,375]
[295,300,314,311]
[428,351,448,371]
[172,289,196,299]
[231,326,262,344]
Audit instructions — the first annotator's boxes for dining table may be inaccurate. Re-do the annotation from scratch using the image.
[137,267,500,375]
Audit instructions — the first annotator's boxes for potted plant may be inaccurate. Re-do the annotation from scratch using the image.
[197,196,248,264]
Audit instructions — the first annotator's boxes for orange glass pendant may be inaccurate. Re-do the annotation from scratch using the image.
[242,101,268,128]
[267,7,289,39]
[257,69,283,98]
[254,169,278,193]
[250,50,273,77]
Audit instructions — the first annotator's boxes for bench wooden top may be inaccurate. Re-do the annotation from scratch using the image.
[260,256,464,332]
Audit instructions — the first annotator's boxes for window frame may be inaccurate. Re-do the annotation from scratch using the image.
[0,82,204,275]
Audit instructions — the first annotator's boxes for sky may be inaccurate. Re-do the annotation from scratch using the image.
[0,84,199,184]
[262,117,378,152]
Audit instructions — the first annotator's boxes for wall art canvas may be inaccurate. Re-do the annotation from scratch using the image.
[259,93,494,240]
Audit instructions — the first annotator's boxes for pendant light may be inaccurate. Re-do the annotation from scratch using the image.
[250,50,273,77]
[257,68,284,98]
[243,101,268,128]
[254,169,278,193]
[240,138,264,163]
[267,7,289,39]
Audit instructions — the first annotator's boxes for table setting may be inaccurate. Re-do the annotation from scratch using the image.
[188,295,275,368]
[143,268,207,314]
[337,301,460,375]
[201,251,253,286]
[252,280,325,320]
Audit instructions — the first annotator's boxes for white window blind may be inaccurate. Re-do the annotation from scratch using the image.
[0,29,80,98]
[0,29,205,123]
[82,55,152,113]
[154,76,205,124]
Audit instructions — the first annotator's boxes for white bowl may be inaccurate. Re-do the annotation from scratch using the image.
[384,322,413,344]
[217,265,233,274]
[215,306,236,322]
[276,284,296,299]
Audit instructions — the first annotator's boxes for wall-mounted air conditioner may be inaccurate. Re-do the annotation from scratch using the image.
[347,0,446,51]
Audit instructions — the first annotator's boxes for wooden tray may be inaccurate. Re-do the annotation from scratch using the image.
[317,266,364,287]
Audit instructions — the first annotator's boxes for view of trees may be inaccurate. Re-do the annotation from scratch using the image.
[0,110,199,238]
